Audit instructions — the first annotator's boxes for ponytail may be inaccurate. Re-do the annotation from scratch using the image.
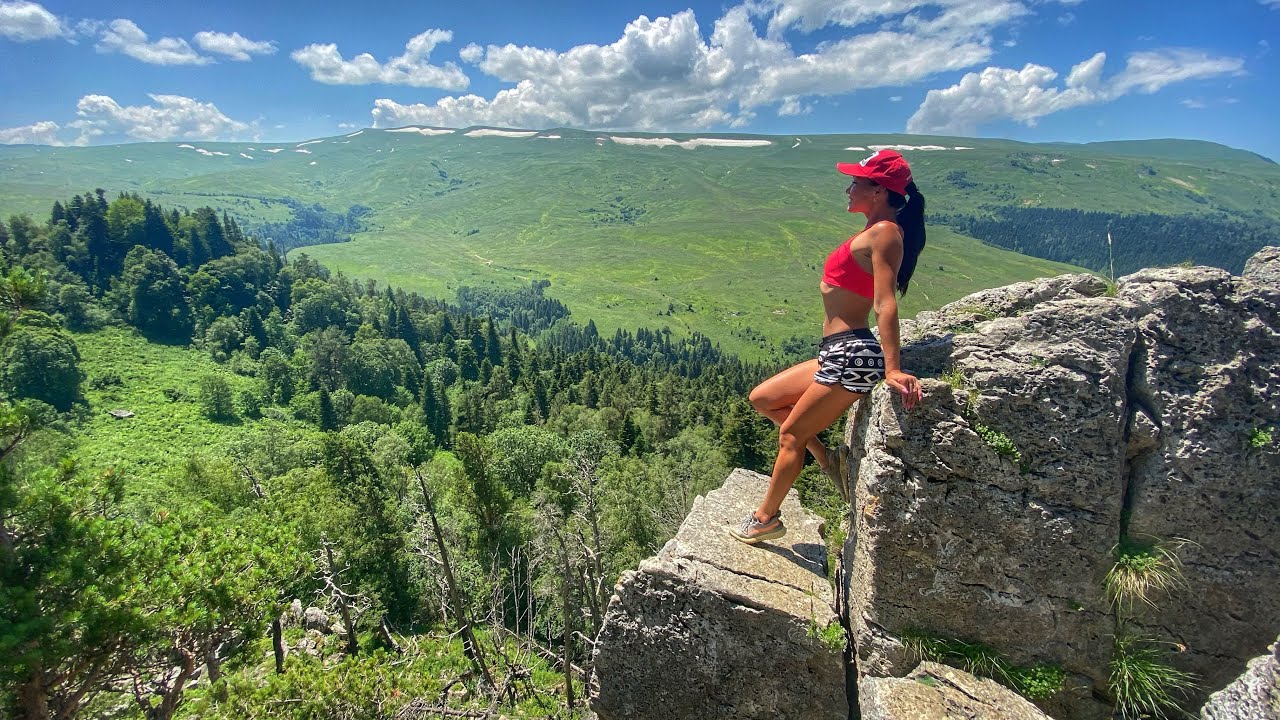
[887,180,925,295]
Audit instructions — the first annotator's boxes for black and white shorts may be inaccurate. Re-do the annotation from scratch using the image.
[814,328,885,394]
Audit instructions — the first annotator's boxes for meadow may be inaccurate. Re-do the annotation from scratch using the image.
[4,128,1277,359]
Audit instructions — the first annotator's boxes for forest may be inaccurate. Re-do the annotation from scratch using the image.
[937,207,1280,275]
[0,191,839,719]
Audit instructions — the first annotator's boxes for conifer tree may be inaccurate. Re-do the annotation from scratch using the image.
[318,387,338,431]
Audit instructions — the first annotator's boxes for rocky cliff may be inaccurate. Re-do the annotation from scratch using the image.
[848,248,1279,717]
[592,248,1279,719]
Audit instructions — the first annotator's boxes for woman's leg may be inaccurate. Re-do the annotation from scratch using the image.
[756,382,864,521]
[748,360,831,466]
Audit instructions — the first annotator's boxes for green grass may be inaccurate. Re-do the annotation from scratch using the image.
[25,326,261,508]
[899,628,1066,701]
[1108,632,1199,720]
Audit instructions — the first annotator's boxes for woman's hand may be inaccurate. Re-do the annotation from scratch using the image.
[885,370,922,410]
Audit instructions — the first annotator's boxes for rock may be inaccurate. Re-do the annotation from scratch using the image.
[1118,265,1280,697]
[303,606,331,634]
[590,469,846,720]
[846,293,1136,699]
[288,598,304,625]
[1243,246,1280,286]
[845,261,1280,718]
[860,662,1053,720]
[300,629,327,657]
[899,274,1110,377]
[1200,635,1280,719]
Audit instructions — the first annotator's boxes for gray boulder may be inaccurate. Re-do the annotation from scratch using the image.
[1200,635,1280,719]
[1243,245,1280,286]
[590,469,846,720]
[303,606,331,634]
[860,662,1054,720]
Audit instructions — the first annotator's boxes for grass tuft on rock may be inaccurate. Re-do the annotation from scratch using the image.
[898,628,1066,701]
[1108,632,1199,720]
[1103,537,1191,612]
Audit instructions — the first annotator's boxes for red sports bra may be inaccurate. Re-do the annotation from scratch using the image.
[822,238,874,298]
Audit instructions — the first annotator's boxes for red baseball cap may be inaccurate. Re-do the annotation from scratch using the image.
[837,149,912,196]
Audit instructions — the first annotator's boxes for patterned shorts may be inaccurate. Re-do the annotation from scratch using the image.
[814,328,885,394]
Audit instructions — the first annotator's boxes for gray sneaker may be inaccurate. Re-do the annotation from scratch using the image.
[728,511,786,544]
[825,444,850,504]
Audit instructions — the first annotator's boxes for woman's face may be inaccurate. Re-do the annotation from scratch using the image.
[845,176,881,214]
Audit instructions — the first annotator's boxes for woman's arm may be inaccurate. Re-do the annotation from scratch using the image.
[870,224,922,409]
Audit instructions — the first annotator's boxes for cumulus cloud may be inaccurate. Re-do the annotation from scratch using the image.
[371,2,1016,131]
[67,93,250,143]
[0,120,64,145]
[96,18,210,65]
[292,29,469,89]
[193,30,275,61]
[0,0,62,40]
[907,49,1245,135]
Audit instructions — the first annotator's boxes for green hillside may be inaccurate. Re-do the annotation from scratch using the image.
[4,129,1278,359]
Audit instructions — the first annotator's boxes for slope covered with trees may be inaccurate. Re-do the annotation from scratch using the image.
[0,191,833,719]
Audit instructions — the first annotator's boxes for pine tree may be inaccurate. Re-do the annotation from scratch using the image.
[318,387,338,431]
[485,321,502,366]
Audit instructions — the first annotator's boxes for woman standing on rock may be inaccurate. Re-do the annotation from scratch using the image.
[730,149,926,544]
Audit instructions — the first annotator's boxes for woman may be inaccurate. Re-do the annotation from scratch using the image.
[730,149,926,544]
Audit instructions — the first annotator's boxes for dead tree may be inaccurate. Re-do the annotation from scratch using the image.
[414,469,496,694]
[320,538,366,657]
[271,614,286,674]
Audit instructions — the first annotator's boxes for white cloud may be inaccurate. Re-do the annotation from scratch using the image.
[193,30,275,61]
[1261,0,1280,8]
[1111,49,1246,94]
[371,2,1016,131]
[96,19,210,65]
[777,97,812,116]
[0,120,63,145]
[68,93,250,143]
[1181,98,1205,109]
[761,0,931,36]
[907,49,1245,135]
[292,29,469,89]
[0,0,62,41]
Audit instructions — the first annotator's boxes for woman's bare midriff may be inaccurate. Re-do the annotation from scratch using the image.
[819,281,874,336]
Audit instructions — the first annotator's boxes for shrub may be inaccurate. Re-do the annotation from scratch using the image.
[1249,427,1273,448]
[0,312,84,411]
[974,422,1021,463]
[199,373,237,421]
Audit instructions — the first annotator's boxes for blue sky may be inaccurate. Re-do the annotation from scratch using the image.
[2,0,1277,159]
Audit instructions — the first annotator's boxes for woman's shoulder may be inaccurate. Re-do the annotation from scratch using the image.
[853,220,903,245]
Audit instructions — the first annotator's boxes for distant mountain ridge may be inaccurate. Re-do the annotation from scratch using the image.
[2,128,1278,359]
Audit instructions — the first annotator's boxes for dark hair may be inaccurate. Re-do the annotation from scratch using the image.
[886,180,925,295]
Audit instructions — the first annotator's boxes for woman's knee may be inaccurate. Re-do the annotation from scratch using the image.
[777,429,810,453]
[748,385,776,413]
